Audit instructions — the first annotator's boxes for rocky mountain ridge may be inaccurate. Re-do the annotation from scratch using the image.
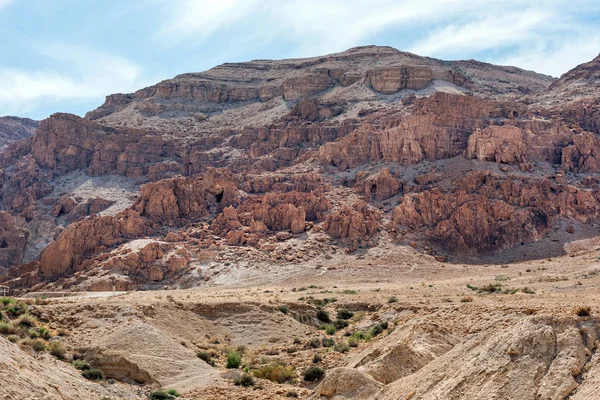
[0,116,38,150]
[0,45,599,294]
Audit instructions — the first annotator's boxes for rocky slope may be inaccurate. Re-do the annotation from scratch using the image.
[0,45,599,294]
[0,116,38,150]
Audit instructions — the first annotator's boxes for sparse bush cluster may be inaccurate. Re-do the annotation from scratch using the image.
[0,296,67,360]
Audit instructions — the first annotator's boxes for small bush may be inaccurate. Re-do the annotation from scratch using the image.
[334,341,350,353]
[38,326,51,340]
[234,373,255,387]
[20,338,46,352]
[324,325,336,335]
[6,334,19,343]
[316,309,331,323]
[279,305,289,314]
[348,337,358,347]
[388,296,398,303]
[336,309,354,320]
[321,337,334,347]
[0,321,15,335]
[334,319,349,330]
[286,391,299,398]
[5,301,27,318]
[303,366,325,382]
[369,324,384,337]
[312,353,322,363]
[307,338,321,349]
[72,359,91,371]
[226,351,242,369]
[197,351,215,366]
[49,341,65,359]
[254,362,296,384]
[148,392,175,400]
[577,307,592,317]
[16,315,37,328]
[82,368,104,381]
[166,389,181,397]
[0,297,14,306]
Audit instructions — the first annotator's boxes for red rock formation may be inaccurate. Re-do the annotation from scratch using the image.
[393,170,600,254]
[466,126,528,168]
[323,201,380,247]
[561,132,600,172]
[133,170,239,226]
[38,210,157,279]
[0,116,39,149]
[365,66,434,93]
[0,212,29,269]
[354,168,401,200]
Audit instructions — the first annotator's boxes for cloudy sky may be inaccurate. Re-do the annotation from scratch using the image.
[1,0,599,119]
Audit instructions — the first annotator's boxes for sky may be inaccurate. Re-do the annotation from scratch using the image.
[0,0,599,120]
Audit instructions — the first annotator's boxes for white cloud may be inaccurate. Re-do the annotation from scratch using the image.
[152,0,600,76]
[0,0,14,9]
[156,0,262,46]
[0,44,145,115]
[409,9,552,57]
[492,34,600,77]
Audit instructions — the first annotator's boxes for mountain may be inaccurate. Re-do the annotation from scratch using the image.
[1,45,600,400]
[0,116,39,150]
[0,45,598,293]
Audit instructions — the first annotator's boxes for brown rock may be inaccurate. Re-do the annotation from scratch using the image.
[0,212,29,269]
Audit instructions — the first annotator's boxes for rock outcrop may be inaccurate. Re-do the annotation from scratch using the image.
[0,116,38,149]
[38,210,157,280]
[0,212,29,269]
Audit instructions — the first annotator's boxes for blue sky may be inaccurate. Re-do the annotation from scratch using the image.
[1,0,599,120]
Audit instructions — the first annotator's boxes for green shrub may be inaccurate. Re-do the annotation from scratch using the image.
[234,373,255,387]
[0,297,14,306]
[388,296,398,303]
[82,368,104,381]
[16,314,37,328]
[279,305,289,314]
[334,319,349,329]
[196,351,215,366]
[6,334,19,343]
[348,337,358,347]
[5,301,27,318]
[72,359,91,371]
[226,351,242,369]
[307,338,321,349]
[148,392,175,400]
[303,366,325,382]
[312,353,322,363]
[316,309,330,323]
[321,337,334,347]
[39,326,51,340]
[369,323,387,337]
[49,341,65,359]
[334,341,350,353]
[20,338,45,352]
[324,325,336,335]
[336,309,354,320]
[253,362,295,384]
[166,389,181,397]
[0,321,14,335]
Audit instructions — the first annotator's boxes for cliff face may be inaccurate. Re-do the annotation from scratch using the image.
[0,116,38,150]
[0,45,599,291]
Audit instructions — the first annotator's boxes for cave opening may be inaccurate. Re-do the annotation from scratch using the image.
[215,191,224,203]
[0,239,8,249]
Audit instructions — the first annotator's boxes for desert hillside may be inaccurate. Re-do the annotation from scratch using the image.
[0,46,599,399]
